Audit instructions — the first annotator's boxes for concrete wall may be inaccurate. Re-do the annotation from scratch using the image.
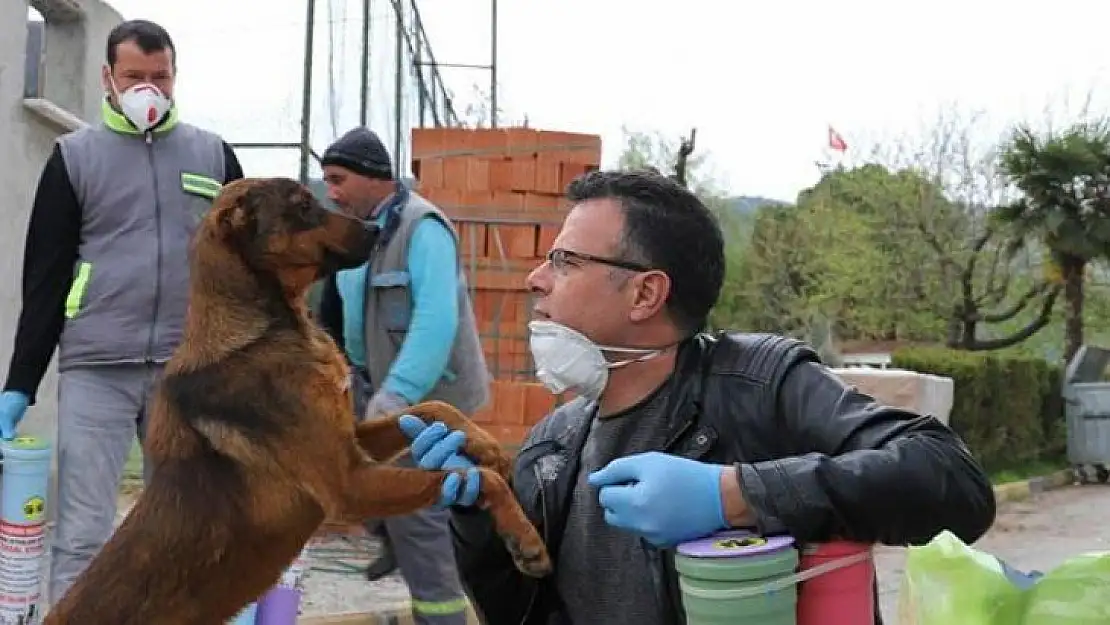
[0,0,123,445]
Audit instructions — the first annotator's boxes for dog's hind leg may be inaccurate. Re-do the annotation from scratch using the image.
[340,461,551,578]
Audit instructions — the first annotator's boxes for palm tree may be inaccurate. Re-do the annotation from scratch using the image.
[996,120,1110,362]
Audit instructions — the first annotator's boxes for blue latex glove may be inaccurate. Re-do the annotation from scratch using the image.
[398,415,480,508]
[587,451,729,548]
[0,392,29,441]
[998,557,1044,590]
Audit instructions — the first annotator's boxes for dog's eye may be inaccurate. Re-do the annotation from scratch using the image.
[284,194,325,231]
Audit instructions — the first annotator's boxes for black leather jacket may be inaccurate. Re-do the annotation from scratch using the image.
[449,332,997,625]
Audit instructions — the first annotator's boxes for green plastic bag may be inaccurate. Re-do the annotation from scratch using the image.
[898,530,1110,625]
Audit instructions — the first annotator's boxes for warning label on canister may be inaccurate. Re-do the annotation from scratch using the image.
[0,522,45,624]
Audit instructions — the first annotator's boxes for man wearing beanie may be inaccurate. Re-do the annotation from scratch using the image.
[315,126,489,625]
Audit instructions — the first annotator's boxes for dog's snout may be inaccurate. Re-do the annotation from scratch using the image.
[321,212,377,271]
[342,219,379,258]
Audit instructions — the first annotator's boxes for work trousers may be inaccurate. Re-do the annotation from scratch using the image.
[352,369,470,625]
[48,364,160,606]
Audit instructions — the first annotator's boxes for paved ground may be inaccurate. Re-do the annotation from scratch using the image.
[875,483,1110,623]
[103,482,1110,622]
[294,483,1110,622]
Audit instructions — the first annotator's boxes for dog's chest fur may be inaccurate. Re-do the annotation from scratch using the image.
[306,321,352,398]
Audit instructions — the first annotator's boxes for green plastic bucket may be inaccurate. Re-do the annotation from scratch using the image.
[675,530,799,625]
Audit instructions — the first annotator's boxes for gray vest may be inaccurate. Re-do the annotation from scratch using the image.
[56,106,227,370]
[362,193,491,415]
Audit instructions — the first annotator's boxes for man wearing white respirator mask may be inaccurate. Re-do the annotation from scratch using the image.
[396,170,996,625]
[0,19,243,605]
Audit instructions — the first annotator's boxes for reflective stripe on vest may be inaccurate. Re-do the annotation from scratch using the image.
[411,596,470,616]
[181,172,223,200]
[64,261,92,319]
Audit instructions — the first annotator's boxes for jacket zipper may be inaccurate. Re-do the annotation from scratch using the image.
[662,420,694,452]
[519,464,548,625]
[642,542,670,620]
[144,131,164,362]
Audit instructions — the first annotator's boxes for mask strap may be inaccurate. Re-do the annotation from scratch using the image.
[602,342,678,370]
[107,74,120,98]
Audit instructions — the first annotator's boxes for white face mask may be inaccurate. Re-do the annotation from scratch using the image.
[110,77,172,133]
[528,320,665,401]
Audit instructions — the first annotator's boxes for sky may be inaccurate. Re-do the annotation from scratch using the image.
[70,0,1110,202]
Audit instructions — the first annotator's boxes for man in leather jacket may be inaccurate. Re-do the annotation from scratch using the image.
[398,170,997,624]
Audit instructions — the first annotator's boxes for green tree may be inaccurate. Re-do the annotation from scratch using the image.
[799,165,952,341]
[726,157,1060,352]
[726,192,883,339]
[997,120,1110,362]
[729,165,958,343]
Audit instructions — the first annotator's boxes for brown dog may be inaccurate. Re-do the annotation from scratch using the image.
[44,178,550,625]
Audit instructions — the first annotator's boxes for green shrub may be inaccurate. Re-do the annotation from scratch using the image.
[1035,360,1066,459]
[890,347,1063,472]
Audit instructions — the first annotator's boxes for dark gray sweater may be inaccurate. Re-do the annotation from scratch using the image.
[555,383,676,625]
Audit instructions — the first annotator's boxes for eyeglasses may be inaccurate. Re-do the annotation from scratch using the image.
[546,248,653,273]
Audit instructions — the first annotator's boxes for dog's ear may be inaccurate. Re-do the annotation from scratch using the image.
[219,202,252,233]
[217,184,265,242]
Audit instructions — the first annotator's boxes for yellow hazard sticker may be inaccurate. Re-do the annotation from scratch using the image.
[713,536,767,550]
[21,496,45,522]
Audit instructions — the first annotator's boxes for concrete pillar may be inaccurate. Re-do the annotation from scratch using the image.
[0,0,123,502]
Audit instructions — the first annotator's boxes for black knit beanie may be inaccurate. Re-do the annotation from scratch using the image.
[320,127,394,179]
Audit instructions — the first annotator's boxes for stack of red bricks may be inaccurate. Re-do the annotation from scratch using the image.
[410,127,601,445]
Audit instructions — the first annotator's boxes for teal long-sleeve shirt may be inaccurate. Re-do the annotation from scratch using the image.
[334,215,460,403]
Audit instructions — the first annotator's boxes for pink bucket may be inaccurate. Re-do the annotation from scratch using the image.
[796,541,875,625]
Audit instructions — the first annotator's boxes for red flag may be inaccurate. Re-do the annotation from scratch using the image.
[828,126,847,152]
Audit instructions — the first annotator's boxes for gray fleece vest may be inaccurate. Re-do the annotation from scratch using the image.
[362,192,491,415]
[55,99,227,370]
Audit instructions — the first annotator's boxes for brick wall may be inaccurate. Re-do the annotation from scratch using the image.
[411,127,602,444]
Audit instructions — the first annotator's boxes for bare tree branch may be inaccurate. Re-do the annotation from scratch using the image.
[979,282,1050,323]
[963,286,1061,351]
[861,105,1059,350]
[674,128,697,188]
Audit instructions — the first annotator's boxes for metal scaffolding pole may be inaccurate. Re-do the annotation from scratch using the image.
[415,27,426,128]
[279,0,470,186]
[411,0,499,128]
[393,3,404,178]
[359,0,371,126]
[299,0,317,183]
[490,0,498,127]
[409,0,459,127]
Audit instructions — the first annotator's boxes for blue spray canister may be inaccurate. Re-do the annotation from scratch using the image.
[0,436,52,625]
[228,601,259,625]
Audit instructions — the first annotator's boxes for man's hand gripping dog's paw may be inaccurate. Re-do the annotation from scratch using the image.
[399,415,481,508]
[399,407,513,479]
[399,409,552,578]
